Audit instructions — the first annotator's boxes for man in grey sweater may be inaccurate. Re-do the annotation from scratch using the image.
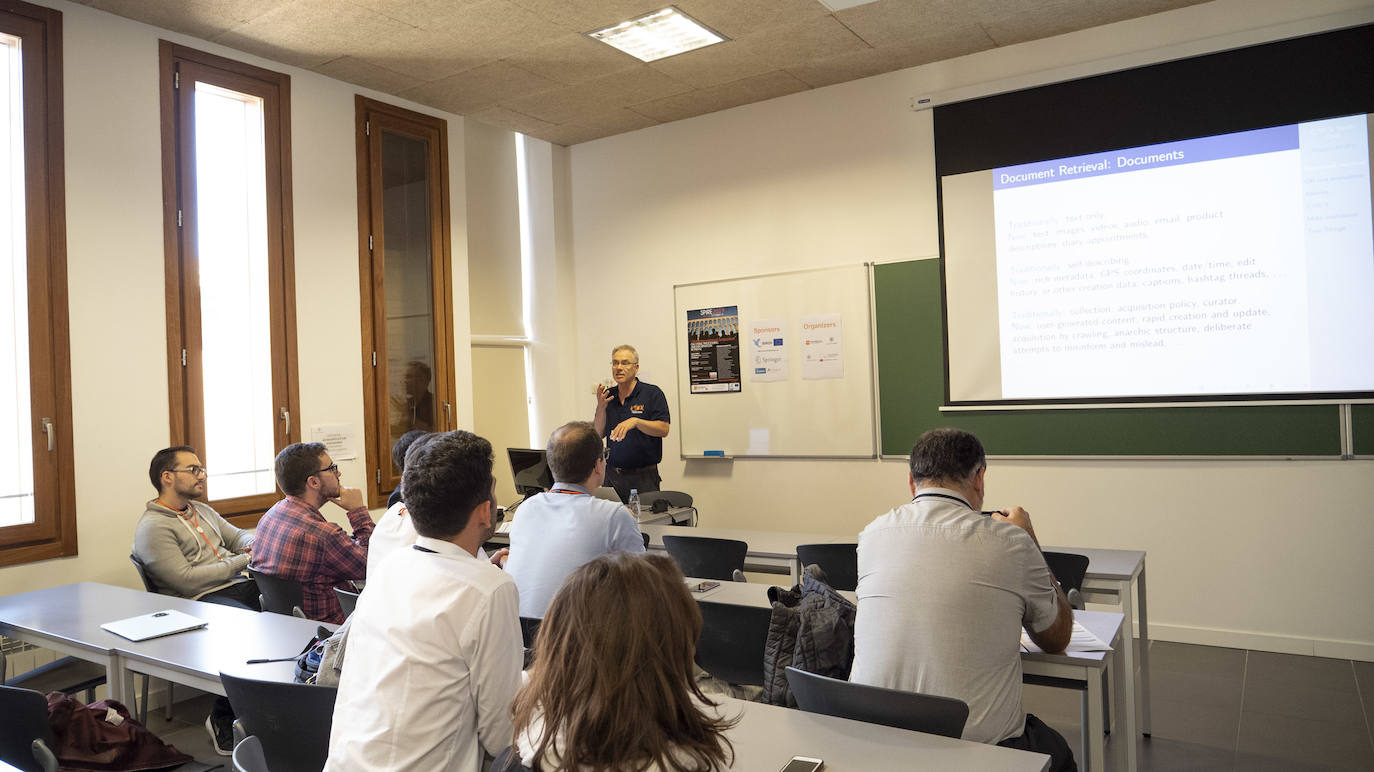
[133,446,259,610]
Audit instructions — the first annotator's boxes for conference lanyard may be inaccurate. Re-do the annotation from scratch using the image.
[165,501,222,557]
[412,544,437,553]
[913,492,1003,517]
[549,487,588,496]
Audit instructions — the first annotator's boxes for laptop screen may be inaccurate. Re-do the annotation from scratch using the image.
[507,448,553,496]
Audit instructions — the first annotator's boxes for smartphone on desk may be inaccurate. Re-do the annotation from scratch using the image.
[688,581,720,593]
[779,757,823,772]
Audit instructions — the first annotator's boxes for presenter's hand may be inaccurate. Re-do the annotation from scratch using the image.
[489,548,510,569]
[333,487,367,512]
[609,417,638,442]
[992,506,1040,545]
[594,383,614,410]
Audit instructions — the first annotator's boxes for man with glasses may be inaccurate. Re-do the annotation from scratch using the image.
[503,422,645,619]
[593,344,671,502]
[135,446,258,754]
[250,442,373,623]
[135,446,258,609]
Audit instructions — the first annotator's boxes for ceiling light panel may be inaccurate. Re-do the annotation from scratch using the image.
[587,7,727,63]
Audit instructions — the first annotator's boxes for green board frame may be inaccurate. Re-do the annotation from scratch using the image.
[874,259,1341,457]
[1354,405,1374,456]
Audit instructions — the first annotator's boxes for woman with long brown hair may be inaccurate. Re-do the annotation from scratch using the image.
[508,551,737,771]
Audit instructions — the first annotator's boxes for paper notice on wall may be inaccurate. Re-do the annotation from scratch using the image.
[747,427,771,454]
[748,317,787,382]
[311,423,359,461]
[800,313,844,380]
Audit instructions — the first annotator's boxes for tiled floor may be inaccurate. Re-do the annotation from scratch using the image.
[1023,640,1374,771]
[150,641,1374,771]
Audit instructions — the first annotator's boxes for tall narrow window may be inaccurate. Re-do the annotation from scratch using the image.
[0,1,74,566]
[160,42,298,519]
[355,97,455,508]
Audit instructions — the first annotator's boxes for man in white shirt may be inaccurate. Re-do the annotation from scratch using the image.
[849,428,1077,771]
[504,421,645,619]
[326,431,523,772]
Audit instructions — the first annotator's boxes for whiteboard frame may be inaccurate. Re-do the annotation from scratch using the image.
[673,264,878,460]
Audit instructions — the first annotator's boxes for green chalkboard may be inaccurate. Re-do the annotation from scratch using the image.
[1354,405,1374,456]
[874,259,1341,456]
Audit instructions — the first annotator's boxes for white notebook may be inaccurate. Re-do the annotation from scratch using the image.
[101,609,207,642]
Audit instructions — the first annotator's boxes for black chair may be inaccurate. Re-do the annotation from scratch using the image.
[2,654,105,703]
[0,684,60,772]
[519,616,542,649]
[785,667,969,738]
[129,553,162,594]
[641,531,650,549]
[333,587,359,617]
[128,554,174,722]
[662,535,747,581]
[1043,551,1090,610]
[251,570,307,618]
[695,601,771,686]
[795,543,858,592]
[231,734,269,772]
[220,669,338,772]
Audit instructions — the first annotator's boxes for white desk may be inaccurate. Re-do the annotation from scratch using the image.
[1044,545,1151,738]
[690,579,1131,772]
[722,697,1049,771]
[0,583,327,702]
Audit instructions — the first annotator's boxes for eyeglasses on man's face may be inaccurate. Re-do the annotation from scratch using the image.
[611,359,638,370]
[316,463,340,476]
[172,466,208,478]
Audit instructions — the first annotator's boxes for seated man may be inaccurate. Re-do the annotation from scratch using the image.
[134,446,258,609]
[133,445,255,756]
[503,421,645,619]
[326,430,522,772]
[251,442,372,623]
[849,428,1076,772]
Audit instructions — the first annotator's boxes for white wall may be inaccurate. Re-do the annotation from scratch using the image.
[0,1,472,594]
[568,0,1374,658]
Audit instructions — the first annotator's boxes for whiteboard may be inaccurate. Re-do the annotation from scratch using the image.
[673,264,876,458]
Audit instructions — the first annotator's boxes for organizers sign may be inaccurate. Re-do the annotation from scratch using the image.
[687,306,742,393]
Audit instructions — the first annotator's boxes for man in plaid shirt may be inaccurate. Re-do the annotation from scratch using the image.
[251,442,374,623]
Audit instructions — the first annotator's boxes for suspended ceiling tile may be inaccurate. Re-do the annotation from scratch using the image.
[542,107,661,145]
[648,39,775,89]
[90,0,290,41]
[344,0,490,29]
[400,61,560,115]
[834,0,971,49]
[504,64,692,124]
[745,14,872,71]
[211,0,413,69]
[502,32,642,85]
[313,56,417,95]
[674,0,831,39]
[630,69,810,123]
[506,0,672,32]
[880,25,997,70]
[785,45,900,88]
[467,105,560,137]
[978,0,1209,47]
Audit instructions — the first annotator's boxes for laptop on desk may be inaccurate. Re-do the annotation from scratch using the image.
[101,609,207,642]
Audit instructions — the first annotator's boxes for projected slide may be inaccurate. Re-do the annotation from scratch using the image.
[943,114,1374,403]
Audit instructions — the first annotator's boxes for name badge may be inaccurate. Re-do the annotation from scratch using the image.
[631,404,644,414]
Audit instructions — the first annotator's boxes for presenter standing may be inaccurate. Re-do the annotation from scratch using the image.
[594,344,671,503]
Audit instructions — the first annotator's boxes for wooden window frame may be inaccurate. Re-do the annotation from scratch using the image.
[158,41,299,522]
[354,96,456,509]
[0,0,74,565]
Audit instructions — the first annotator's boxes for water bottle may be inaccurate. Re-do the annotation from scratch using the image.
[628,488,641,520]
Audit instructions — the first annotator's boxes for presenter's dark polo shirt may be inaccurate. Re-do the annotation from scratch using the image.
[603,380,671,469]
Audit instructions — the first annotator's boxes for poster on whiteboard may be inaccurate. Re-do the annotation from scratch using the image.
[687,306,742,393]
[800,313,844,380]
[748,318,787,381]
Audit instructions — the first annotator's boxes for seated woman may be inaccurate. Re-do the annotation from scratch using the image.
[508,552,736,771]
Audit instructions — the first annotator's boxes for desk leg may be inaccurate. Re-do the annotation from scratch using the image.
[789,558,800,585]
[1112,625,1138,772]
[1085,664,1105,772]
[1136,563,1152,736]
[1115,577,1140,744]
[105,652,134,705]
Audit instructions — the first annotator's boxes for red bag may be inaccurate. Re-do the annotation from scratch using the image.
[45,694,193,771]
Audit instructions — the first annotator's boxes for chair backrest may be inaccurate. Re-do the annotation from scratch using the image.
[220,670,338,772]
[662,535,748,581]
[640,490,693,511]
[795,543,859,592]
[231,735,270,772]
[519,616,542,650]
[785,667,969,738]
[695,601,771,686]
[0,684,60,772]
[251,570,307,617]
[1042,551,1090,594]
[129,553,163,594]
[333,587,359,617]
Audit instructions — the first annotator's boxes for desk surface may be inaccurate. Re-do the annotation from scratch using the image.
[1041,545,1144,581]
[0,582,325,685]
[723,697,1049,771]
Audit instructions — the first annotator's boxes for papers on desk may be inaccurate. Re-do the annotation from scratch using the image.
[1020,621,1112,655]
[495,521,513,534]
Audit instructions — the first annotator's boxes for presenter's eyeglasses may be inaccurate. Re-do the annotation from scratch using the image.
[611,359,638,369]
